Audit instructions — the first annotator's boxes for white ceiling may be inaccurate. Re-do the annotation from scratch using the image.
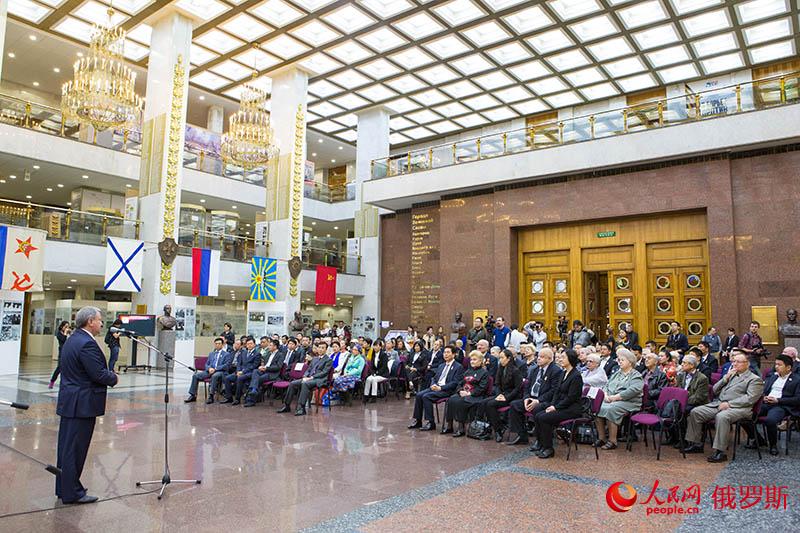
[6,0,799,150]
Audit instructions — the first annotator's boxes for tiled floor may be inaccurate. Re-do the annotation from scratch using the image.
[0,358,798,532]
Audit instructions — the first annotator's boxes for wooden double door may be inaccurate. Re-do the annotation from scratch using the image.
[518,212,711,346]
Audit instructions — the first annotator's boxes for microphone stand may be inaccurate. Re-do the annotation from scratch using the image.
[0,399,61,476]
[125,334,201,499]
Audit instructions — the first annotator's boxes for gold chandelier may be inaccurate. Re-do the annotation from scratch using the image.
[220,68,279,169]
[61,8,143,132]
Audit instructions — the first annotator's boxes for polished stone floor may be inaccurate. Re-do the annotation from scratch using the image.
[0,358,798,532]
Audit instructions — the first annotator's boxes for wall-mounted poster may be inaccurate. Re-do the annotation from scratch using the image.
[265,313,285,337]
[175,307,196,341]
[247,311,266,338]
[29,308,45,335]
[0,300,23,341]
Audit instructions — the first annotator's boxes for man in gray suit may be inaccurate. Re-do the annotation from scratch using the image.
[683,351,764,462]
[277,341,332,416]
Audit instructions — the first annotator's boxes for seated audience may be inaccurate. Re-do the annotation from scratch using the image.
[696,342,719,379]
[244,338,284,407]
[670,354,710,447]
[408,346,464,431]
[598,343,618,377]
[516,344,537,373]
[594,348,644,450]
[507,347,563,445]
[581,354,609,388]
[443,351,490,437]
[483,349,523,442]
[682,352,764,462]
[331,343,366,396]
[632,345,645,374]
[277,341,332,416]
[641,351,667,406]
[329,340,344,373]
[222,337,261,405]
[282,338,303,368]
[185,338,231,404]
[404,340,430,399]
[658,349,679,386]
[531,349,584,459]
[744,354,799,456]
[363,340,390,403]
[483,341,499,378]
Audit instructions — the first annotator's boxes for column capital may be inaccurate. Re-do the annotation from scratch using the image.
[269,64,315,81]
[143,5,205,28]
[356,105,393,119]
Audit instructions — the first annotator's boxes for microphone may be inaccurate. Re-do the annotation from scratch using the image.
[0,399,29,410]
[110,326,139,337]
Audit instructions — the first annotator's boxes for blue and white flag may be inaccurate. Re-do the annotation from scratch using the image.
[104,237,144,292]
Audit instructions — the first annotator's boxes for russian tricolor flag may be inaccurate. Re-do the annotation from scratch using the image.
[191,248,220,297]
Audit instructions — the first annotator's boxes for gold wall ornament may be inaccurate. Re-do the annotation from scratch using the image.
[61,8,143,132]
[288,104,304,297]
[159,54,186,295]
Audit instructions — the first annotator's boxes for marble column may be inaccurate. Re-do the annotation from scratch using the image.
[264,67,308,324]
[353,106,390,337]
[132,11,194,367]
[207,104,224,133]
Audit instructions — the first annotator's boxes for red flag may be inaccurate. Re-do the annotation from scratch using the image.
[315,265,337,305]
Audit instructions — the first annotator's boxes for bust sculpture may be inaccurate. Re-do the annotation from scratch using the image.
[157,304,177,331]
[779,308,800,348]
[450,312,467,342]
[289,311,304,335]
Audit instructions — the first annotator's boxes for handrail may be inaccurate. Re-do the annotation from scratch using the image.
[177,226,258,245]
[372,70,800,178]
[0,197,141,224]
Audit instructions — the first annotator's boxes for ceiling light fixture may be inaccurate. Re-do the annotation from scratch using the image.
[61,8,143,132]
[7,53,15,58]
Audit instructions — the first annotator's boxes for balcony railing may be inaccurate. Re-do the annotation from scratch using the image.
[303,180,355,203]
[0,198,140,245]
[302,245,361,275]
[0,94,268,186]
[371,71,800,178]
[177,227,260,262]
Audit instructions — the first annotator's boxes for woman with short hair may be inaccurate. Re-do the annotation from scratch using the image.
[443,351,490,437]
[532,349,584,459]
[581,354,608,388]
[594,348,644,450]
[483,348,523,442]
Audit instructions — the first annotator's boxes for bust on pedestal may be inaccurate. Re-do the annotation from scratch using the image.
[156,304,177,370]
[779,308,800,352]
[450,312,467,347]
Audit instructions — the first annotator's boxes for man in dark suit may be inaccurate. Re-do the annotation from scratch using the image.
[744,354,800,455]
[278,341,332,416]
[185,337,232,404]
[282,338,303,368]
[722,329,739,362]
[222,337,261,405]
[408,346,464,431]
[507,347,564,445]
[421,339,445,389]
[599,343,618,378]
[694,343,719,379]
[244,338,284,407]
[666,321,690,355]
[55,306,118,505]
[670,354,710,447]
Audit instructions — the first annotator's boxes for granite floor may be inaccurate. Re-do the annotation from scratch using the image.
[0,358,798,532]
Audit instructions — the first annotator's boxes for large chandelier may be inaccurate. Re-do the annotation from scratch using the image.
[220,70,279,169]
[61,8,142,132]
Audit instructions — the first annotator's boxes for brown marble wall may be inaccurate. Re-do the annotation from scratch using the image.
[380,149,799,334]
[380,212,412,329]
[730,150,800,325]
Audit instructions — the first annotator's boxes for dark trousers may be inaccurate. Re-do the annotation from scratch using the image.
[508,399,539,438]
[745,404,790,445]
[188,370,225,396]
[108,345,120,371]
[534,406,583,450]
[284,378,326,408]
[412,388,449,423]
[56,416,96,502]
[224,373,251,399]
[249,370,280,393]
[50,357,61,383]
[482,398,512,430]
[404,367,423,390]
[446,395,483,423]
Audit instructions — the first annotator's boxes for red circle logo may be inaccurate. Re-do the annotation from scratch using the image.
[606,481,637,512]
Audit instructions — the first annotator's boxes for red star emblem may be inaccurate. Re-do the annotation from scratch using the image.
[15,237,38,259]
